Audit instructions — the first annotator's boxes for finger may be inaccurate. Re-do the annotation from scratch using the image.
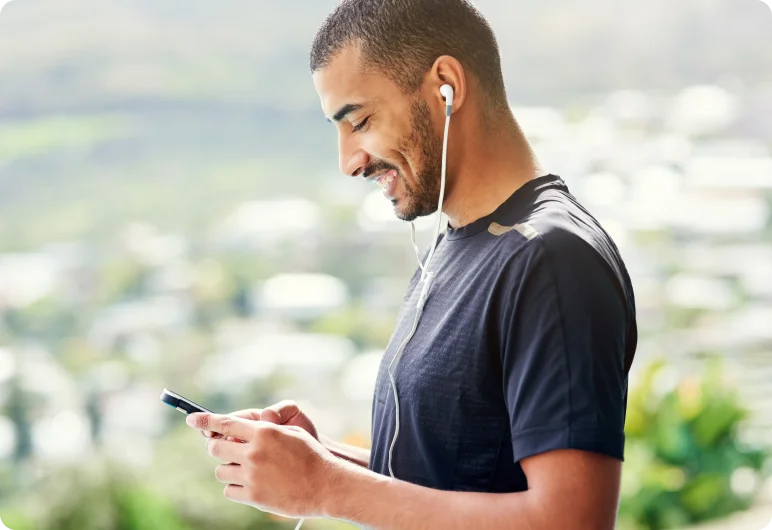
[206,437,250,464]
[224,484,250,504]
[202,431,224,442]
[215,463,247,486]
[227,409,264,421]
[201,430,242,442]
[209,433,246,443]
[187,413,255,442]
[224,410,262,441]
[260,400,300,425]
[223,484,251,506]
[201,430,237,441]
[284,425,308,437]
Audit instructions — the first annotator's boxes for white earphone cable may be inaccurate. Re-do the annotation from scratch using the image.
[410,222,426,274]
[387,108,452,478]
[421,112,451,280]
[293,93,452,529]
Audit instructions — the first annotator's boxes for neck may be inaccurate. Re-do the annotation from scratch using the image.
[441,109,545,229]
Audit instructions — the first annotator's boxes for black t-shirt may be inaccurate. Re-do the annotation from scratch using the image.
[369,174,637,492]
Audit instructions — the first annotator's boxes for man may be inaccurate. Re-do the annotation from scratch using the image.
[186,1,638,528]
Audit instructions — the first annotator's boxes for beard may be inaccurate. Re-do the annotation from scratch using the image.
[395,98,444,222]
[361,98,444,223]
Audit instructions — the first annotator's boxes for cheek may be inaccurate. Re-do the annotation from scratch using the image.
[396,131,425,173]
[363,115,419,177]
[366,132,411,168]
[397,143,424,185]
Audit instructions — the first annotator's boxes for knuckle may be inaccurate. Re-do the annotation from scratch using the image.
[199,414,210,431]
[207,439,219,458]
[220,416,232,437]
[265,423,281,438]
[254,423,278,444]
[283,400,300,416]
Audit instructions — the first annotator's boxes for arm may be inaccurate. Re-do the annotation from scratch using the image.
[320,433,371,468]
[326,448,621,529]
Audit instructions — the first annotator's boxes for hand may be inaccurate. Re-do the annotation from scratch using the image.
[186,412,342,518]
[199,400,319,443]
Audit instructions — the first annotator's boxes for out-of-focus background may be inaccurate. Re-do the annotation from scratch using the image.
[0,1,770,529]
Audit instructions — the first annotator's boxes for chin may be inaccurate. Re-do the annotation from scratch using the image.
[388,195,411,221]
[393,205,417,223]
[394,208,427,224]
[393,207,414,223]
[392,192,435,223]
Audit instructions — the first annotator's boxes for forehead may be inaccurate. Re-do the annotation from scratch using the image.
[312,44,402,119]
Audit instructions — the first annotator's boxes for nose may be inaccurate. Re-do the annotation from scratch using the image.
[338,133,369,178]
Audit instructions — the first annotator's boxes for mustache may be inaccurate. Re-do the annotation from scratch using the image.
[362,161,399,179]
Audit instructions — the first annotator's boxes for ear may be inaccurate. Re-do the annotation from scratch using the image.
[430,55,467,115]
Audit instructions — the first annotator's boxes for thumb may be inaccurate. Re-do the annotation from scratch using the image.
[260,400,299,425]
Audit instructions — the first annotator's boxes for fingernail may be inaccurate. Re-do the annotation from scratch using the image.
[186,414,197,426]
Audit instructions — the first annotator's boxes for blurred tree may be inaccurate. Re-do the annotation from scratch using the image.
[307,305,394,350]
[2,377,33,463]
[232,276,254,318]
[97,260,149,304]
[9,296,80,343]
[618,358,769,530]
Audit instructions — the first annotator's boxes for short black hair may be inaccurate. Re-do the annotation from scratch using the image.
[310,0,508,109]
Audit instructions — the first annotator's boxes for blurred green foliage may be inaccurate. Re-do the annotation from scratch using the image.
[618,358,769,530]
[307,305,396,351]
[2,358,766,530]
[1,426,356,530]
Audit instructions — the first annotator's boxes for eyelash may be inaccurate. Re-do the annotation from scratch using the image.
[352,117,370,133]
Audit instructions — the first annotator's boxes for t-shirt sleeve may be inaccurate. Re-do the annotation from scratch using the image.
[499,231,630,464]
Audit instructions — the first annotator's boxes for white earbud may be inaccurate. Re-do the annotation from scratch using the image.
[440,84,454,113]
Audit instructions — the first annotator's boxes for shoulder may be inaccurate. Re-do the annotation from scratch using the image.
[488,183,612,262]
[492,214,611,281]
[494,203,634,313]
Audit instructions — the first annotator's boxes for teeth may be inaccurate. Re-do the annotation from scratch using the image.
[381,171,395,189]
[381,176,392,189]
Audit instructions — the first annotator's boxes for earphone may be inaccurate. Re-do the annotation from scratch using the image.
[440,83,454,113]
[386,83,454,478]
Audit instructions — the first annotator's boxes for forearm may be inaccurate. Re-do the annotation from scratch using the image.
[320,434,371,468]
[325,464,543,530]
[324,460,620,530]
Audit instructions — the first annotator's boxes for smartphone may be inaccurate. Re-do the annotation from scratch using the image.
[161,388,245,442]
[160,388,213,415]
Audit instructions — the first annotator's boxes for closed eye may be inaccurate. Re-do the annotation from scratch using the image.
[352,116,370,133]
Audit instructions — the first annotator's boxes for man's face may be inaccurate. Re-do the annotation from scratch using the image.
[313,45,444,222]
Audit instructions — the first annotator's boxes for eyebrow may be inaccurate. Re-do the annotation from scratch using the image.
[328,103,364,123]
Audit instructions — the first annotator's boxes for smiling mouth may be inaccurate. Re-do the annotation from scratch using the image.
[367,169,398,189]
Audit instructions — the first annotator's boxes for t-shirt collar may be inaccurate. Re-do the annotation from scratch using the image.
[444,174,567,241]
